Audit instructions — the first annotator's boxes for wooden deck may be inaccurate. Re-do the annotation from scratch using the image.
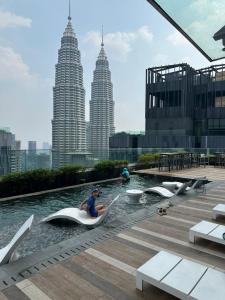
[135,165,225,181]
[1,176,225,299]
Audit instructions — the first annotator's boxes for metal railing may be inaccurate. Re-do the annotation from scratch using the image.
[0,147,224,176]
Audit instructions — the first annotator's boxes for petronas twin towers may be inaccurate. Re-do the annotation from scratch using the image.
[52,7,115,167]
[90,36,115,159]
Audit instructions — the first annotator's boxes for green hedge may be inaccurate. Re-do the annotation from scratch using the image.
[0,165,85,198]
[138,153,160,164]
[0,161,129,198]
[94,160,128,171]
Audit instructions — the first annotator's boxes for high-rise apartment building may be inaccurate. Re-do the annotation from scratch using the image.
[0,128,16,175]
[28,141,37,151]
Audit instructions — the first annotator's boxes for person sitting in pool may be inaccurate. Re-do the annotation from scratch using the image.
[121,167,130,181]
[87,188,106,217]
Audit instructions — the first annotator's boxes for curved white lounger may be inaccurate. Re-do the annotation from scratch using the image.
[41,195,120,227]
[144,187,174,198]
[162,181,183,189]
[0,215,34,266]
[145,181,191,198]
[162,181,191,192]
[162,177,206,192]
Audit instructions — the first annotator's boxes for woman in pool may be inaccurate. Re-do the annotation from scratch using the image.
[86,188,106,217]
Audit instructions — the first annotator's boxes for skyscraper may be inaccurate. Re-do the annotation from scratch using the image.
[52,2,86,168]
[0,128,16,175]
[85,122,91,152]
[90,29,115,159]
[28,141,37,151]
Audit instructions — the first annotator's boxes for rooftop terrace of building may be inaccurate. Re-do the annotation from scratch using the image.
[0,166,224,299]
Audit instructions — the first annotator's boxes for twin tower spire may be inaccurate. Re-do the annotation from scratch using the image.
[68,0,71,20]
[67,1,104,46]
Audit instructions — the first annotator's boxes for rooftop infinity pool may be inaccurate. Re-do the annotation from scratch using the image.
[0,175,163,257]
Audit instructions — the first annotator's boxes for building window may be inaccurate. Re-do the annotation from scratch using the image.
[208,118,225,129]
[215,96,225,107]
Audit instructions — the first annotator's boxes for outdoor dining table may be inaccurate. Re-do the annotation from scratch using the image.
[159,153,180,172]
[158,152,195,172]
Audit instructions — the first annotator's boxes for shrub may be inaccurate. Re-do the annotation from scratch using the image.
[0,169,54,196]
[0,165,86,197]
[138,153,160,165]
[94,160,128,171]
[0,162,129,198]
[54,165,85,187]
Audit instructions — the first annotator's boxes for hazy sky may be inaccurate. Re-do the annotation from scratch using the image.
[0,0,224,148]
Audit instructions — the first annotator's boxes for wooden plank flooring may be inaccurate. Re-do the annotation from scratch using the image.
[135,165,225,181]
[1,176,225,299]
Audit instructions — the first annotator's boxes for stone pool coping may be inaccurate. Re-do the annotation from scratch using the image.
[0,179,217,291]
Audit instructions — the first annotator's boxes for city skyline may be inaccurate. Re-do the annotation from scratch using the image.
[0,0,224,148]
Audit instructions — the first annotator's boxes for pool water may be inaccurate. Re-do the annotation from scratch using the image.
[0,175,162,257]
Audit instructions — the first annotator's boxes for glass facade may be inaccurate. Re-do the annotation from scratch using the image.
[147,0,225,61]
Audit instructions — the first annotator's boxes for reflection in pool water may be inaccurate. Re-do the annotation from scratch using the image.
[0,175,162,257]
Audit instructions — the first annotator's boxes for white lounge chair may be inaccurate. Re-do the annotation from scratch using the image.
[136,251,225,300]
[212,204,225,220]
[189,220,225,246]
[41,194,120,227]
[144,186,174,198]
[0,215,34,266]
[145,182,190,198]
[162,177,206,193]
[162,181,183,190]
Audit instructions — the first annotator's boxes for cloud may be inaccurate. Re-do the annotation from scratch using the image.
[82,26,153,62]
[0,46,33,81]
[0,9,31,29]
[137,26,153,42]
[0,46,52,147]
[167,30,188,46]
[186,0,225,47]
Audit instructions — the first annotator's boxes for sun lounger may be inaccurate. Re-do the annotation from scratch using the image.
[0,215,34,266]
[136,250,225,300]
[212,204,225,219]
[41,194,120,227]
[145,182,190,198]
[144,186,174,198]
[189,220,225,245]
[162,177,206,193]
[162,181,183,190]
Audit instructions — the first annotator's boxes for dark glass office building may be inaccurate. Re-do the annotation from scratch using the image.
[139,64,225,149]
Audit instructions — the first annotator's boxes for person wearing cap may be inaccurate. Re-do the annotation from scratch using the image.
[121,167,130,181]
[86,188,106,217]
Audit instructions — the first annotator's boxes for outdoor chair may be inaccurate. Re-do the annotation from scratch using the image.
[163,177,207,194]
[145,181,191,198]
[41,194,120,227]
[212,204,225,220]
[0,215,34,266]
[136,250,225,299]
[189,220,225,246]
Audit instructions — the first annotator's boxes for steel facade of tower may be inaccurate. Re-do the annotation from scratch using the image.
[52,14,86,168]
[90,40,115,159]
[141,63,225,148]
